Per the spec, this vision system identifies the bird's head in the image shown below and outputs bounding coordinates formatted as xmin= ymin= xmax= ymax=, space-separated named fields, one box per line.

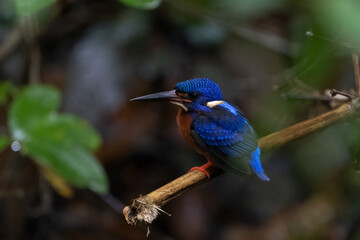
xmin=131 ymin=78 xmax=223 ymax=112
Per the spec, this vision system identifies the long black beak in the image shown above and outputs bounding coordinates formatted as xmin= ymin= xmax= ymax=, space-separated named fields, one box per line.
xmin=130 ymin=90 xmax=191 ymax=102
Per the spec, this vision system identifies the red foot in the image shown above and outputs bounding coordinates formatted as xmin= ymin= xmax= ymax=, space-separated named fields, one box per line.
xmin=189 ymin=162 xmax=213 ymax=179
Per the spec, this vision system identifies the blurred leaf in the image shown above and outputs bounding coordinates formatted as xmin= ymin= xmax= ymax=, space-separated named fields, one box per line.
xmin=293 ymin=39 xmax=336 ymax=89
xmin=118 ymin=0 xmax=161 ymax=9
xmin=24 ymin=138 xmax=107 ymax=194
xmin=25 ymin=114 xmax=101 ymax=151
xmin=9 ymin=85 xmax=60 ymax=139
xmin=289 ymin=19 xmax=337 ymax=89
xmin=0 ymin=81 xmax=14 ymax=105
xmin=313 ymin=0 xmax=360 ymax=49
xmin=9 ymin=85 xmax=108 ymax=194
xmin=0 ymin=136 xmax=10 ymax=152
xmin=14 ymin=0 xmax=57 ymax=16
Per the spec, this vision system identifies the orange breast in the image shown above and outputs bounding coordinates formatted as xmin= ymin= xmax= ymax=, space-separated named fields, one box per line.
xmin=176 ymin=109 xmax=193 ymax=144
xmin=176 ymin=109 xmax=214 ymax=163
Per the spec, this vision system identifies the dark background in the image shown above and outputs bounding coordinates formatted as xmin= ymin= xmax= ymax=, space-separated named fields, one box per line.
xmin=1 ymin=0 xmax=360 ymax=239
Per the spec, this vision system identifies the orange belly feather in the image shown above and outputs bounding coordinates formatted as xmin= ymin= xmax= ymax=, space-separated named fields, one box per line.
xmin=176 ymin=109 xmax=215 ymax=164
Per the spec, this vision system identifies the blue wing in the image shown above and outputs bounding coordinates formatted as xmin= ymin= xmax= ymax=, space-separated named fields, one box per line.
xmin=191 ymin=102 xmax=269 ymax=181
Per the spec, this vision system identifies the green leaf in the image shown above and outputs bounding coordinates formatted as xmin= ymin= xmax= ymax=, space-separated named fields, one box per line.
xmin=9 ymin=85 xmax=60 ymax=141
xmin=0 ymin=136 xmax=11 ymax=152
xmin=118 ymin=0 xmax=161 ymax=10
xmin=15 ymin=0 xmax=57 ymax=16
xmin=25 ymin=114 xmax=101 ymax=151
xmin=313 ymin=0 xmax=360 ymax=49
xmin=9 ymin=85 xmax=108 ymax=194
xmin=24 ymin=138 xmax=108 ymax=194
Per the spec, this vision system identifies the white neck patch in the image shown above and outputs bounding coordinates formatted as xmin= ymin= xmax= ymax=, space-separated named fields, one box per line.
xmin=206 ymin=100 xmax=224 ymax=108
xmin=170 ymin=101 xmax=188 ymax=111
xmin=207 ymin=100 xmax=238 ymax=115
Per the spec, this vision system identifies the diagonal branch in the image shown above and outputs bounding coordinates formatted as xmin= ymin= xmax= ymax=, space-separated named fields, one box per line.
xmin=123 ymin=98 xmax=360 ymax=225
xmin=0 ymin=25 xmax=21 ymax=63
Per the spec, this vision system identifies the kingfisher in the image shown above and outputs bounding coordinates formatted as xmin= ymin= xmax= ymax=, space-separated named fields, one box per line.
xmin=131 ymin=78 xmax=269 ymax=181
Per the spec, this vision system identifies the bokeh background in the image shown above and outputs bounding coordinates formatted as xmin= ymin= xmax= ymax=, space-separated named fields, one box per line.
xmin=1 ymin=0 xmax=360 ymax=239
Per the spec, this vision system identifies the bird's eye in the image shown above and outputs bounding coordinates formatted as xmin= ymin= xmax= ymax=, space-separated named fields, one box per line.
xmin=188 ymin=92 xmax=199 ymax=100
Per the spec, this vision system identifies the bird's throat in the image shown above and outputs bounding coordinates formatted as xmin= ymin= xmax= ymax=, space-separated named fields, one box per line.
xmin=170 ymin=101 xmax=188 ymax=111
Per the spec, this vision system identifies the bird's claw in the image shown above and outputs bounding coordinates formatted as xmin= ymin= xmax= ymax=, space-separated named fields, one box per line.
xmin=188 ymin=162 xmax=212 ymax=179
xmin=189 ymin=167 xmax=211 ymax=179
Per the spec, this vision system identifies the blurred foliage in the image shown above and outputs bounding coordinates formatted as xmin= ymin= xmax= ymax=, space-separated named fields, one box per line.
xmin=313 ymin=0 xmax=360 ymax=50
xmin=14 ymin=0 xmax=57 ymax=17
xmin=1 ymin=0 xmax=360 ymax=239
xmin=14 ymin=0 xmax=163 ymax=17
xmin=0 ymin=81 xmax=14 ymax=104
xmin=0 ymin=136 xmax=10 ymax=152
xmin=7 ymin=85 xmax=108 ymax=194
xmin=118 ymin=0 xmax=162 ymax=10
xmin=0 ymin=83 xmax=109 ymax=197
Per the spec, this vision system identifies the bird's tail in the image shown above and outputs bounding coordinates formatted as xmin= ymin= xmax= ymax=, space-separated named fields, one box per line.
xmin=249 ymin=147 xmax=270 ymax=181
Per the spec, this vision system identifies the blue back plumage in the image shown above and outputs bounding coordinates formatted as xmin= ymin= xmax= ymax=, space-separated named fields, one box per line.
xmin=193 ymin=103 xmax=247 ymax=146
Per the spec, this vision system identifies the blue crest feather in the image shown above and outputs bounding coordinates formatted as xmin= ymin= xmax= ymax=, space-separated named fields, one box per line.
xmin=175 ymin=78 xmax=223 ymax=101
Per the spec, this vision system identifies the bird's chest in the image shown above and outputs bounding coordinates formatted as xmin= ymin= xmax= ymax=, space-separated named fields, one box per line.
xmin=176 ymin=109 xmax=215 ymax=162
xmin=176 ymin=109 xmax=195 ymax=143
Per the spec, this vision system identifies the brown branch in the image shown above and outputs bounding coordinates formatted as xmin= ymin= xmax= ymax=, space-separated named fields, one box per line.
xmin=123 ymin=98 xmax=360 ymax=225
xmin=258 ymin=100 xmax=358 ymax=152
xmin=353 ymin=52 xmax=360 ymax=96
xmin=282 ymin=91 xmax=348 ymax=105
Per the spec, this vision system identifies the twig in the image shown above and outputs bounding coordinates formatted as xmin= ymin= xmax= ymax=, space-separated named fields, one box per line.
xmin=29 ymin=43 xmax=41 ymax=84
xmin=353 ymin=52 xmax=360 ymax=96
xmin=123 ymin=166 xmax=222 ymax=225
xmin=101 ymin=194 xmax=126 ymax=214
xmin=0 ymin=25 xmax=21 ymax=63
xmin=282 ymin=93 xmax=335 ymax=103
xmin=0 ymin=18 xmax=42 ymax=83
xmin=305 ymin=31 xmax=360 ymax=96
xmin=306 ymin=30 xmax=356 ymax=50
xmin=19 ymin=14 xmax=43 ymax=84
xmin=330 ymin=89 xmax=354 ymax=100
xmin=123 ymin=98 xmax=360 ymax=225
